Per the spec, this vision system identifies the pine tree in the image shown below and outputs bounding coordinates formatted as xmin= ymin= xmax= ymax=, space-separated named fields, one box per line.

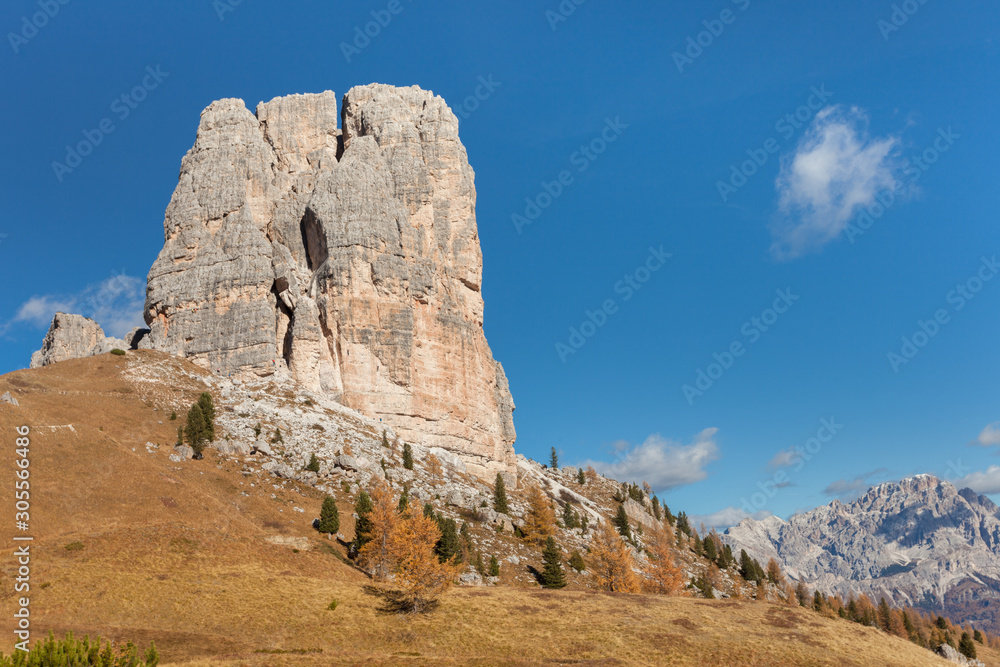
xmin=959 ymin=632 xmax=977 ymax=660
xmin=488 ymin=554 xmax=501 ymax=577
xmin=562 ymin=502 xmax=580 ymax=529
xmin=692 ymin=532 xmax=703 ymax=556
xmin=549 ymin=447 xmax=558 ymax=470
xmin=540 ymin=536 xmax=567 ymax=589
xmin=651 ymin=496 xmax=662 ymax=521
xmin=353 ymin=490 xmax=374 ymax=552
xmin=974 ymin=629 xmax=984 ymax=643
xmin=493 ymin=473 xmax=509 ymax=514
xmin=197 ymin=392 xmax=216 ymax=442
xmin=434 ymin=516 xmax=461 ymax=563
xmin=577 ymin=468 xmax=586 ymax=485
xmin=877 ymin=597 xmax=893 ymax=632
xmin=423 ymin=502 xmax=435 ymax=519
xmin=176 ymin=426 xmax=184 ymax=448
xmin=305 ymin=453 xmax=320 ymax=473
xmin=475 ymin=551 xmax=486 ymax=576
xmin=402 ymin=443 xmax=414 ymax=470
xmin=580 ymin=513 xmax=589 ymax=534
xmin=717 ymin=543 xmax=734 ymax=570
xmin=613 ymin=504 xmax=632 ymax=541
xmin=703 ymin=534 xmax=718 ymax=562
xmin=271 ymin=427 xmax=283 ymax=444
xmin=814 ymin=590 xmax=825 ymax=613
xmin=317 ymin=496 xmax=340 ymax=535
xmin=398 ymin=485 xmax=409 ymax=513
xmin=382 ymin=429 xmax=389 ymax=448
xmin=675 ymin=512 xmax=691 ymax=536
xmin=568 ymin=550 xmax=585 ymax=572
xmin=185 ymin=403 xmax=208 ymax=456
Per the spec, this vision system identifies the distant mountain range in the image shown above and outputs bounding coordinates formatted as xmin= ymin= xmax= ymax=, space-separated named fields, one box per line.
xmin=725 ymin=474 xmax=1000 ymax=632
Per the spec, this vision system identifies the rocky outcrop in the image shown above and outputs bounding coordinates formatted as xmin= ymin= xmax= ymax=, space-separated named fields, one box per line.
xmin=30 ymin=313 xmax=146 ymax=368
xmin=140 ymin=85 xmax=515 ymax=479
xmin=725 ymin=475 xmax=1000 ymax=631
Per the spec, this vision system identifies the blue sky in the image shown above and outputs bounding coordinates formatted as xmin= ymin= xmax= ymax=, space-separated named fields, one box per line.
xmin=1 ymin=0 xmax=998 ymax=528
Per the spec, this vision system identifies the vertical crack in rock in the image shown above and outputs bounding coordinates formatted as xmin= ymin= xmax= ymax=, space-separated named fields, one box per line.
xmin=134 ymin=85 xmax=515 ymax=478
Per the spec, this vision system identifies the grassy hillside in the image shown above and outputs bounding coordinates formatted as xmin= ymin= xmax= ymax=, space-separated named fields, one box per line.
xmin=0 ymin=351 xmax=994 ymax=666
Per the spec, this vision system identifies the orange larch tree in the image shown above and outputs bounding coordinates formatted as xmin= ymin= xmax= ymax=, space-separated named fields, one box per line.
xmin=391 ymin=510 xmax=457 ymax=613
xmin=523 ymin=484 xmax=556 ymax=543
xmin=357 ymin=482 xmax=401 ymax=582
xmin=590 ymin=521 xmax=641 ymax=593
xmin=644 ymin=524 xmax=684 ymax=595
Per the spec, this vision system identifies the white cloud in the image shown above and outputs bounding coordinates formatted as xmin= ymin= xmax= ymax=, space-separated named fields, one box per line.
xmin=973 ymin=422 xmax=1000 ymax=447
xmin=822 ymin=468 xmax=889 ymax=501
xmin=7 ymin=273 xmax=145 ymax=338
xmin=768 ymin=446 xmax=798 ymax=469
xmin=956 ymin=466 xmax=1000 ymax=495
xmin=690 ymin=506 xmax=772 ymax=531
xmin=580 ymin=427 xmax=720 ymax=493
xmin=772 ymin=105 xmax=900 ymax=258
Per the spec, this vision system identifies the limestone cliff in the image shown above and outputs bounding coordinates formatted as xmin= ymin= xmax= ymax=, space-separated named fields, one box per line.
xmin=140 ymin=85 xmax=515 ymax=477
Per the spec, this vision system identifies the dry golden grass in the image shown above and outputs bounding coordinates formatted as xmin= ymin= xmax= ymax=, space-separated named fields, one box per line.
xmin=0 ymin=352 xmax=994 ymax=666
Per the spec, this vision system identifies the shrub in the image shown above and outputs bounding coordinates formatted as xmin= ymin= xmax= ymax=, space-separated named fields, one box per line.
xmin=64 ymin=541 xmax=84 ymax=552
xmin=305 ymin=453 xmax=320 ymax=473
xmin=0 ymin=632 xmax=159 ymax=667
xmin=327 ymin=599 xmax=339 ymax=611
xmin=568 ymin=550 xmax=585 ymax=572
xmin=169 ymin=411 xmax=177 ymax=421
xmin=110 ymin=348 xmax=126 ymax=356
xmin=253 ymin=422 xmax=262 ymax=438
xmin=271 ymin=427 xmax=284 ymax=444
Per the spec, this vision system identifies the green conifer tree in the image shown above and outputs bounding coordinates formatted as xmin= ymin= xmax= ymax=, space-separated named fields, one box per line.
xmin=577 ymin=468 xmax=586 ymax=485
xmin=703 ymin=534 xmax=718 ymax=561
xmin=185 ymin=403 xmax=207 ymax=456
xmin=402 ymin=443 xmax=414 ymax=470
xmin=398 ymin=485 xmax=409 ymax=513
xmin=435 ymin=516 xmax=460 ymax=563
xmin=317 ymin=496 xmax=340 ymax=535
xmin=613 ymin=504 xmax=632 ymax=540
xmin=488 ymin=554 xmax=501 ymax=577
xmin=197 ymin=392 xmax=216 ymax=441
xmin=959 ymin=632 xmax=977 ymax=660
xmin=540 ymin=536 xmax=566 ymax=588
xmin=271 ymin=427 xmax=284 ymax=444
xmin=353 ymin=491 xmax=374 ymax=552
xmin=651 ymin=496 xmax=662 ymax=521
xmin=493 ymin=472 xmax=509 ymax=514
xmin=305 ymin=453 xmax=320 ymax=473
xmin=568 ymin=550 xmax=586 ymax=572
xmin=549 ymin=447 xmax=559 ymax=470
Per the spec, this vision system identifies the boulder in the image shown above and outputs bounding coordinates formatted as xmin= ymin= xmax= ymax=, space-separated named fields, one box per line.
xmin=335 ymin=454 xmax=368 ymax=472
xmin=0 ymin=392 xmax=18 ymax=406
xmin=172 ymin=445 xmax=194 ymax=461
xmin=252 ymin=439 xmax=273 ymax=456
